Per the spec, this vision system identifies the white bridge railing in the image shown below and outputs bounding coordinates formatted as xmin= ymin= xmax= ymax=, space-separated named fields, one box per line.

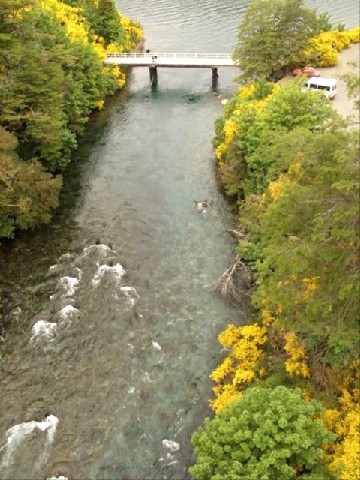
xmin=106 ymin=52 xmax=233 ymax=59
xmin=104 ymin=52 xmax=237 ymax=87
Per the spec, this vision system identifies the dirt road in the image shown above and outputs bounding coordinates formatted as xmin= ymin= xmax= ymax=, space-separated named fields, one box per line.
xmin=279 ymin=43 xmax=359 ymax=122
xmin=319 ymin=42 xmax=359 ymax=121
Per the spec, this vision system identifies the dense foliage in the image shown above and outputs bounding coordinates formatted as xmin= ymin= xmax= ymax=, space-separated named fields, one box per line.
xmin=191 ymin=3 xmax=360 ymax=478
xmin=207 ymin=78 xmax=360 ymax=479
xmin=214 ymin=80 xmax=334 ymax=199
xmin=190 ymin=386 xmax=335 ymax=480
xmin=0 ymin=127 xmax=62 ymax=238
xmin=253 ymin=128 xmax=359 ymax=365
xmin=0 ymin=0 xmax=142 ymax=238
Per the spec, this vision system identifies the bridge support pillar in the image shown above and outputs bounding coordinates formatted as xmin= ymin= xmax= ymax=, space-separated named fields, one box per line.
xmin=211 ymin=67 xmax=218 ymax=90
xmin=149 ymin=66 xmax=158 ymax=86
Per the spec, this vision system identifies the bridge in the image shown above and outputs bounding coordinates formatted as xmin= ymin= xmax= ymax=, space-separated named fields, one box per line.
xmin=104 ymin=53 xmax=238 ymax=88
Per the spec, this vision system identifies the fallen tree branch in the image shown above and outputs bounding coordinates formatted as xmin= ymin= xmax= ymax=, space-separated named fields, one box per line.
xmin=205 ymin=254 xmax=252 ymax=305
xmin=225 ymin=229 xmax=250 ymax=242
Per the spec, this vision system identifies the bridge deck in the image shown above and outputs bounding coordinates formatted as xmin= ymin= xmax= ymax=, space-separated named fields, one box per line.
xmin=104 ymin=52 xmax=237 ymax=68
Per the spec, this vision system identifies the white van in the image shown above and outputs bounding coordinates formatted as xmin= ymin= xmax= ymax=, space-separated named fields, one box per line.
xmin=303 ymin=77 xmax=337 ymax=99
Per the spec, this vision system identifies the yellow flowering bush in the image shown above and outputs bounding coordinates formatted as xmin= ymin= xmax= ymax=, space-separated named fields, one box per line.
xmin=322 ymin=361 xmax=360 ymax=479
xmin=211 ymin=356 xmax=234 ymax=383
xmin=284 ymin=332 xmax=310 ymax=378
xmin=267 ymin=172 xmax=293 ymax=200
xmin=261 ymin=308 xmax=276 ymax=326
xmin=96 ymin=99 xmax=105 ymax=110
xmin=211 ymin=384 xmax=242 ymax=414
xmin=210 ymin=324 xmax=268 ymax=413
xmin=119 ymin=14 xmax=143 ymax=51
xmin=260 ymin=295 xmax=312 ymax=380
xmin=301 ymin=276 xmax=320 ymax=300
xmin=40 ymin=0 xmax=89 ymax=44
xmin=215 ymin=118 xmax=239 ymax=161
xmin=301 ymin=28 xmax=360 ymax=67
xmin=262 ymin=159 xmax=301 ymax=204
xmin=92 ymin=34 xmax=108 ymax=60
xmin=109 ymin=65 xmax=126 ymax=88
xmin=39 ymin=0 xmax=143 ymax=93
xmin=215 ymin=82 xmax=279 ymax=163
xmin=238 ymin=83 xmax=256 ymax=99
xmin=321 ymin=31 xmax=351 ymax=51
xmin=346 ymin=26 xmax=360 ymax=43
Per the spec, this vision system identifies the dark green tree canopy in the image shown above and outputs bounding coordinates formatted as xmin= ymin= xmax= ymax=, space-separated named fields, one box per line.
xmin=95 ymin=0 xmax=125 ymax=45
xmin=0 ymin=128 xmax=62 ymax=238
xmin=190 ymin=386 xmax=335 ymax=480
xmin=0 ymin=0 xmax=125 ymax=174
xmin=233 ymin=0 xmax=320 ymax=81
xmin=254 ymin=127 xmax=359 ymax=365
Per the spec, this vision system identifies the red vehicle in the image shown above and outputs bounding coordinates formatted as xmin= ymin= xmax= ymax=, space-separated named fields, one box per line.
xmin=292 ymin=66 xmax=320 ymax=77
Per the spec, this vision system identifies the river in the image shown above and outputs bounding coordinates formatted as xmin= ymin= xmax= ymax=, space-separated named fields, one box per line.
xmin=0 ymin=1 xmax=358 ymax=479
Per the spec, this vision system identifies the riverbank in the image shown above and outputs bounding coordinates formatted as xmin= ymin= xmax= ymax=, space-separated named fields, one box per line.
xmin=204 ymin=25 xmax=359 ymax=479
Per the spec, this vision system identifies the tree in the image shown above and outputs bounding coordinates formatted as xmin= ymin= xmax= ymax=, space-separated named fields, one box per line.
xmin=214 ymin=80 xmax=334 ymax=200
xmin=233 ymin=0 xmax=319 ymax=81
xmin=0 ymin=0 xmax=119 ymax=172
xmin=241 ymin=81 xmax=334 ymax=195
xmin=190 ymin=386 xmax=335 ymax=480
xmin=0 ymin=2 xmax=74 ymax=171
xmin=253 ymin=127 xmax=359 ymax=366
xmin=0 ymin=128 xmax=62 ymax=238
xmin=95 ymin=0 xmax=125 ymax=45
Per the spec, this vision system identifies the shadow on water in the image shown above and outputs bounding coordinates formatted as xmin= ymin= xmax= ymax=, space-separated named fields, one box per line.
xmin=147 ymin=88 xmax=210 ymax=104
xmin=0 ymin=88 xmax=129 ymax=314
